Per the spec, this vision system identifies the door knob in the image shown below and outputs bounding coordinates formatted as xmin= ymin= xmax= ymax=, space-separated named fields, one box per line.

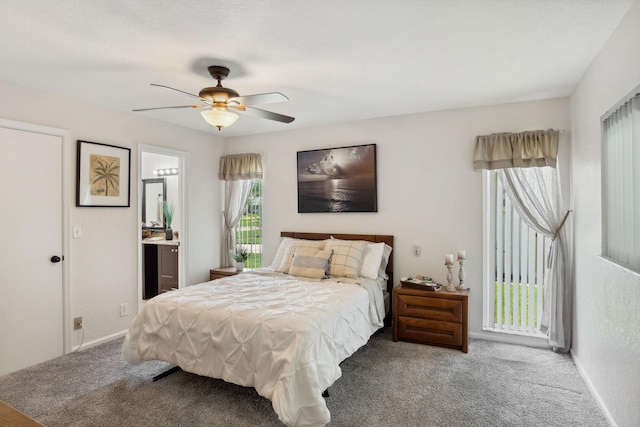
xmin=50 ymin=255 xmax=62 ymax=263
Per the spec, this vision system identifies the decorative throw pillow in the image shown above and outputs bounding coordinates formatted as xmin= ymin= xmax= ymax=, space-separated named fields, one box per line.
xmin=324 ymin=239 xmax=367 ymax=278
xmin=360 ymin=242 xmax=386 ymax=279
xmin=276 ymin=239 xmax=325 ymax=273
xmin=288 ymin=247 xmax=333 ymax=279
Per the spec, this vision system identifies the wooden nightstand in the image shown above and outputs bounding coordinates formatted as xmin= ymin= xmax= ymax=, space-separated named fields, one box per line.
xmin=209 ymin=267 xmax=241 ymax=280
xmin=393 ymin=285 xmax=469 ymax=353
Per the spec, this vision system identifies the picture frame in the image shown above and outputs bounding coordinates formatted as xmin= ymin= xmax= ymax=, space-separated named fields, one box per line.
xmin=76 ymin=140 xmax=131 ymax=207
xmin=297 ymin=143 xmax=377 ymax=213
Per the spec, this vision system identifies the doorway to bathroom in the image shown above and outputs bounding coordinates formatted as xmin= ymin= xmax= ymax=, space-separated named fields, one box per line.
xmin=138 ymin=145 xmax=188 ymax=307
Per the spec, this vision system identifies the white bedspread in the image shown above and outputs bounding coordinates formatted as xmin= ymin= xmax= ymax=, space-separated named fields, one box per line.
xmin=122 ymin=270 xmax=383 ymax=427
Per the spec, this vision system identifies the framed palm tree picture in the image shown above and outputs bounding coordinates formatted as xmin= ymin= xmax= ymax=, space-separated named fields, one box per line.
xmin=76 ymin=140 xmax=131 ymax=207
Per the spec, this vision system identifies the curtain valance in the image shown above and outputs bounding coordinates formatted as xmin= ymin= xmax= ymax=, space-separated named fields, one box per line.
xmin=219 ymin=153 xmax=263 ymax=181
xmin=473 ymin=129 xmax=559 ymax=170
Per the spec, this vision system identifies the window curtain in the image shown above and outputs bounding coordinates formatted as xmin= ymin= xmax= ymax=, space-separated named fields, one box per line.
xmin=473 ymin=129 xmax=558 ymax=170
xmin=475 ymin=129 xmax=573 ymax=352
xmin=499 ymin=167 xmax=572 ymax=353
xmin=219 ymin=153 xmax=262 ymax=267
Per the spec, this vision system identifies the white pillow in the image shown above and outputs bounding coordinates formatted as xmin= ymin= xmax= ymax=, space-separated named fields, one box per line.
xmin=324 ymin=239 xmax=367 ymax=278
xmin=360 ymin=242 xmax=386 ymax=279
xmin=276 ymin=239 xmax=325 ymax=273
xmin=378 ymin=243 xmax=393 ymax=280
xmin=270 ymin=237 xmax=293 ymax=269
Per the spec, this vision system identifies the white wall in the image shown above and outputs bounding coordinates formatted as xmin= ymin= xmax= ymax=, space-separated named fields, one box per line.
xmin=569 ymin=1 xmax=640 ymax=426
xmin=0 ymin=80 xmax=224 ymax=350
xmin=225 ymin=97 xmax=570 ymax=340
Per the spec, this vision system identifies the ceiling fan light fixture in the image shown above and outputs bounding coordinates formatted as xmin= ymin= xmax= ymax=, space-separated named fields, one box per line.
xmin=135 ymin=65 xmax=294 ymax=128
xmin=201 ymin=109 xmax=239 ymax=131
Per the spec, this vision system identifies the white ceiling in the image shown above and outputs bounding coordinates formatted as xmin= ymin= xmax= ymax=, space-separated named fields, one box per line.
xmin=0 ymin=0 xmax=634 ymax=137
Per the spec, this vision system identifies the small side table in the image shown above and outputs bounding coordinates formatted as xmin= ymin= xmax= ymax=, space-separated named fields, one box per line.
xmin=393 ymin=285 xmax=469 ymax=353
xmin=209 ymin=267 xmax=242 ymax=281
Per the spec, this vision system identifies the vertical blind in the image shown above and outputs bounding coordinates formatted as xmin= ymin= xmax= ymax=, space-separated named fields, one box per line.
xmin=602 ymin=88 xmax=640 ymax=271
xmin=489 ymin=171 xmax=548 ymax=336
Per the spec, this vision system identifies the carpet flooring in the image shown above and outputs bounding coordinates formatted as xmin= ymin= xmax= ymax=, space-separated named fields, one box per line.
xmin=0 ymin=330 xmax=608 ymax=426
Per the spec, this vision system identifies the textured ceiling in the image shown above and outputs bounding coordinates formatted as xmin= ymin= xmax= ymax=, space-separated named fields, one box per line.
xmin=0 ymin=0 xmax=634 ymax=137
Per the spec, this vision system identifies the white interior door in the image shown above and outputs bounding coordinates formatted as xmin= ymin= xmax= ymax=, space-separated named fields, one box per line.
xmin=0 ymin=126 xmax=64 ymax=376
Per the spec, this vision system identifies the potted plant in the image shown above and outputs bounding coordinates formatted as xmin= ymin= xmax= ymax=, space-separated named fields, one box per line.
xmin=163 ymin=201 xmax=175 ymax=240
xmin=232 ymin=246 xmax=249 ymax=271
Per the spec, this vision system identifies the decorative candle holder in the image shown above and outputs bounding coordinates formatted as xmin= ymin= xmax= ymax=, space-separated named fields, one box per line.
xmin=456 ymin=257 xmax=468 ymax=290
xmin=444 ymin=261 xmax=456 ymax=291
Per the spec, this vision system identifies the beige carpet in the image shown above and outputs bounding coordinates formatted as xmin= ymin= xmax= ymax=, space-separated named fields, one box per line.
xmin=0 ymin=330 xmax=608 ymax=426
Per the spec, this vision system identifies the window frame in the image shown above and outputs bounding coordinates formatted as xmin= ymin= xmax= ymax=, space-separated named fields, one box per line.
xmin=235 ymin=178 xmax=263 ymax=268
xmin=482 ymin=169 xmax=549 ymax=338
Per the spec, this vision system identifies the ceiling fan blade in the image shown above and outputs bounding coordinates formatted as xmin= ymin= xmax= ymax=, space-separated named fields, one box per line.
xmin=243 ymin=106 xmax=295 ymax=123
xmin=132 ymin=105 xmax=206 ymax=112
xmin=150 ymin=84 xmax=211 ymax=103
xmin=229 ymin=92 xmax=289 ymax=107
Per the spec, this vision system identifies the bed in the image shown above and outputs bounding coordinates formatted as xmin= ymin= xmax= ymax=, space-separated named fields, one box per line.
xmin=122 ymin=232 xmax=394 ymax=427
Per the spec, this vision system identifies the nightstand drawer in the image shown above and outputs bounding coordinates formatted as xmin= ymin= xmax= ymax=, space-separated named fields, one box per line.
xmin=396 ymin=294 xmax=462 ymax=323
xmin=396 ymin=316 xmax=463 ymax=347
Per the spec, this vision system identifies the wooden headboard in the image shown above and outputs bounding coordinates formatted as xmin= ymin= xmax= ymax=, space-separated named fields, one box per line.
xmin=280 ymin=231 xmax=394 ymax=295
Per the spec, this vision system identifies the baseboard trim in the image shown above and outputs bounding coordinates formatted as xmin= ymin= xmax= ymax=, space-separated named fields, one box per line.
xmin=71 ymin=330 xmax=128 ymax=353
xmin=470 ymin=330 xmax=551 ymax=349
xmin=572 ymin=354 xmax=616 ymax=427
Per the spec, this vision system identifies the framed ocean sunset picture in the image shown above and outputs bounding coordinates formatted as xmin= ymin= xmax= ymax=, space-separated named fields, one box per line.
xmin=297 ymin=143 xmax=377 ymax=213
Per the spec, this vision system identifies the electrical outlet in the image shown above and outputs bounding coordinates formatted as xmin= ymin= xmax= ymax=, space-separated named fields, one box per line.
xmin=414 ymin=245 xmax=421 ymax=257
xmin=73 ymin=317 xmax=82 ymax=330
xmin=120 ymin=303 xmax=128 ymax=317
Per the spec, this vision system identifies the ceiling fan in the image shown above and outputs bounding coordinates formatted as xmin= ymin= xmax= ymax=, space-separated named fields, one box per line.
xmin=133 ymin=65 xmax=295 ymax=130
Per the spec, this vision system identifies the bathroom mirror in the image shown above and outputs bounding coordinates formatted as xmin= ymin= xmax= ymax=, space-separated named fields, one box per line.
xmin=142 ymin=178 xmax=166 ymax=229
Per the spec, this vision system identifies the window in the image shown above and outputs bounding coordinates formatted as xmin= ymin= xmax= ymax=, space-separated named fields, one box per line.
xmin=601 ymin=86 xmax=640 ymax=272
xmin=235 ymin=179 xmax=262 ymax=268
xmin=483 ymin=170 xmax=549 ymax=337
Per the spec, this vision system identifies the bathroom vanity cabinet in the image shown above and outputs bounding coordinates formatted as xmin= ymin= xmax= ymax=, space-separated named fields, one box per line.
xmin=143 ymin=240 xmax=179 ymax=299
